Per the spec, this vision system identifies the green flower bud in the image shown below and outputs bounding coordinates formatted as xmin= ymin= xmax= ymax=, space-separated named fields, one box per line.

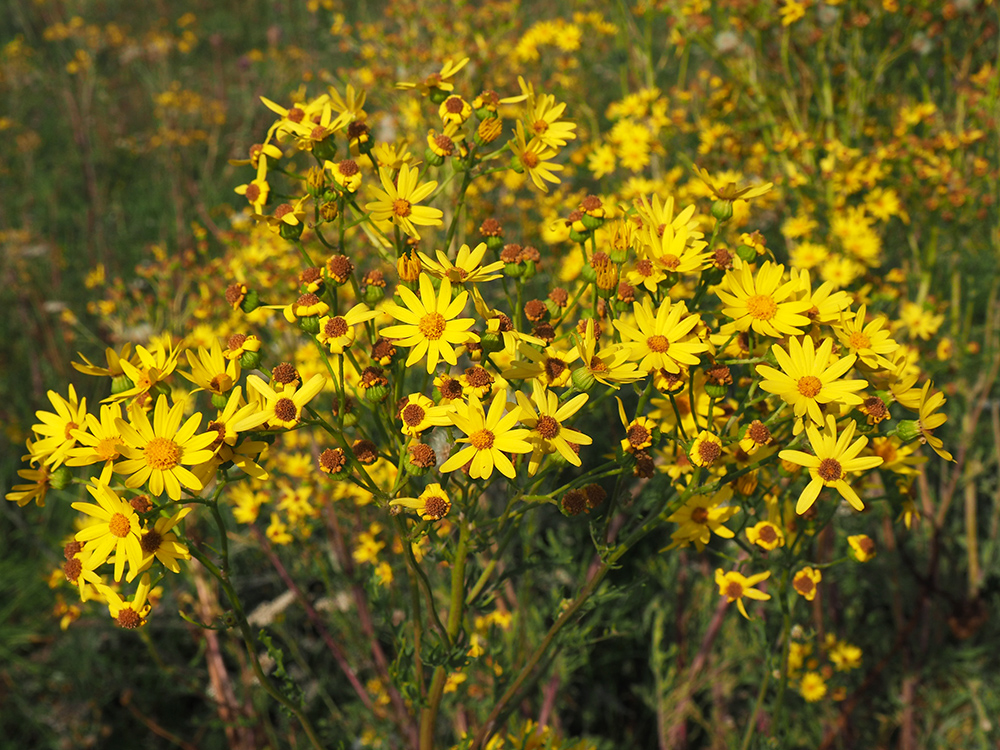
xmin=571 ymin=366 xmax=596 ymax=392
xmin=362 ymin=283 xmax=385 ymax=305
xmin=50 ymin=465 xmax=73 ymax=491
xmin=111 ymin=374 xmax=134 ymax=396
xmin=240 ymin=289 xmax=261 ymax=313
xmin=298 ymin=315 xmax=320 ymax=335
xmin=424 ymin=148 xmax=445 ymax=167
xmin=279 ymin=221 xmax=304 ymax=242
xmin=239 ymin=349 xmax=262 ymax=370
xmin=711 ymin=199 xmax=734 ymax=222
xmin=312 ymin=136 xmax=338 ymax=162
xmin=895 ymin=420 xmax=921 ymax=443
xmin=211 ymin=392 xmax=229 ymax=410
xmin=736 ymin=243 xmax=758 ymax=262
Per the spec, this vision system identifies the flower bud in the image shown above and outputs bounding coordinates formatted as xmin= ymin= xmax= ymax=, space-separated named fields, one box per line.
xmin=736 ymin=243 xmax=758 ymax=262
xmin=895 ymin=419 xmax=921 ymax=443
xmin=50 ymin=465 xmax=73 ymax=491
xmin=112 ymin=374 xmax=134 ymax=395
xmin=312 ymin=136 xmax=338 ymax=162
xmin=711 ymin=199 xmax=734 ymax=222
xmin=571 ymin=366 xmax=596 ymax=392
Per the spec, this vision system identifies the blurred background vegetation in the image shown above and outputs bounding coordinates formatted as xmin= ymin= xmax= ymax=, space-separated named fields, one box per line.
xmin=2 ymin=0 xmax=999 ymax=748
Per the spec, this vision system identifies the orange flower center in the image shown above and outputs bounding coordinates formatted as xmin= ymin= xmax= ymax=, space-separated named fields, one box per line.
xmin=661 ymin=254 xmax=680 ymax=271
xmin=402 ymin=403 xmax=426 ymax=427
xmin=325 ymin=316 xmax=349 ymax=337
xmin=145 ymin=437 xmax=181 ymax=470
xmin=697 ymin=439 xmax=722 ymax=465
xmin=849 ymin=330 xmax=872 ymax=350
xmin=274 ymin=397 xmax=298 ymax=423
xmin=522 ymin=151 xmax=539 ymax=169
xmin=392 ymin=198 xmax=412 ymax=217
xmin=797 ymin=376 xmax=823 ymax=398
xmin=470 ymin=429 xmax=495 ymax=450
xmin=64 ymin=421 xmax=79 ymax=440
xmin=746 ymin=294 xmax=777 ymax=320
xmin=108 ymin=512 xmax=132 ymax=538
xmin=725 ymin=581 xmax=744 ymax=598
xmin=794 ymin=575 xmax=816 ymax=596
xmin=95 ymin=436 xmax=123 ymax=461
xmin=140 ymin=529 xmax=163 ymax=555
xmin=532 ymin=119 xmax=549 ymax=135
xmin=636 ymin=259 xmax=654 ymax=277
xmin=647 ymin=334 xmax=670 ymax=353
xmin=418 ymin=312 xmax=446 ymax=340
xmin=536 ymin=415 xmax=560 ymax=439
xmin=757 ymin=525 xmax=778 ymax=543
xmin=691 ymin=507 xmax=709 ymax=524
xmin=817 ymin=457 xmax=844 ymax=483
xmin=627 ymin=423 xmax=651 ymax=448
xmin=423 ymin=495 xmax=450 ymax=519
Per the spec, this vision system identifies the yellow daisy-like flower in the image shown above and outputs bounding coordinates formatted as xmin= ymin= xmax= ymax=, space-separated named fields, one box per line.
xmin=105 ymin=341 xmax=182 ymax=405
xmin=390 ymin=483 xmax=452 ymax=520
xmin=778 ymin=415 xmax=884 ymax=515
xmin=396 ymin=57 xmax=470 ymax=96
xmin=717 ymin=261 xmax=812 ymax=338
xmin=181 ymin=339 xmax=240 ymax=397
xmin=514 ymin=380 xmax=592 ymax=475
xmin=792 ymin=566 xmax=822 ymax=601
xmin=397 ymin=393 xmax=451 ymax=437
xmin=71 ymin=481 xmax=144 ymax=582
xmin=5 ymin=454 xmax=52 ymax=508
xmin=510 ymin=120 xmax=563 ymax=193
xmin=66 ymin=402 xmax=125 ymax=479
xmin=847 ymin=534 xmax=876 ymax=562
xmin=98 ymin=572 xmax=153 ymax=629
xmin=316 ymin=303 xmax=379 ymax=355
xmin=756 ymin=336 xmax=867 ymax=429
xmin=715 ymin=568 xmax=771 ymax=619
xmin=440 ymin=393 xmax=532 ymax=480
xmin=688 ymin=430 xmax=724 ymax=468
xmin=693 ymin=165 xmax=773 ymax=202
xmin=666 ymin=486 xmax=738 ymax=551
xmin=617 ymin=397 xmax=657 ymax=454
xmin=746 ymin=520 xmax=785 ymax=550
xmin=914 ymin=381 xmax=954 ymax=461
xmin=72 ymin=343 xmax=135 ymax=380
xmin=522 ymin=89 xmax=577 ymax=149
xmin=614 ymin=298 xmax=709 ymax=375
xmin=799 ymin=672 xmax=827 ymax=702
xmin=114 ymin=396 xmax=219 ymax=500
xmin=438 ymin=95 xmax=472 ymax=126
xmin=130 ymin=507 xmax=192 ymax=582
xmin=365 ymin=163 xmax=442 ymax=240
xmin=503 ymin=343 xmax=579 ymax=388
xmin=30 ymin=384 xmax=88 ymax=468
xmin=835 ymin=305 xmax=899 ymax=370
xmin=232 ymin=373 xmax=327 ymax=432
xmin=380 ymin=275 xmax=478 ymax=374
xmin=569 ymin=319 xmax=643 ymax=390
xmin=418 ymin=242 xmax=504 ymax=286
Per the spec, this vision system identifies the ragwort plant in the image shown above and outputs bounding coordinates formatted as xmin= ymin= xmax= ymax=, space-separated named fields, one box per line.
xmin=7 ymin=46 xmax=966 ymax=748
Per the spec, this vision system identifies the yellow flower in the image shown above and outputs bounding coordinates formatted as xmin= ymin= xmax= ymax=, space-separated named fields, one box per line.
xmin=72 ymin=343 xmax=135 ymax=380
xmin=380 ymin=274 xmax=478 ymax=374
xmin=799 ymin=672 xmax=827 ymax=702
xmin=30 ymin=384 xmax=88 ymax=468
xmin=71 ymin=481 xmax=145 ymax=582
xmin=617 ymin=397 xmax=657 ymax=454
xmin=756 ymin=335 xmax=867 ymax=430
xmin=715 ymin=568 xmax=771 ymax=619
xmin=847 ymin=534 xmax=876 ymax=562
xmin=746 ymin=520 xmax=785 ymax=550
xmin=390 ymin=483 xmax=452 ymax=520
xmin=66 ymin=402 xmax=126 ymax=478
xmin=914 ymin=381 xmax=954 ymax=461
xmin=5 ymin=454 xmax=52 ymax=508
xmin=396 ymin=57 xmax=470 ymax=96
xmin=778 ymin=415 xmax=884 ymax=514
xmin=514 ymin=380 xmax=592 ymax=475
xmin=440 ymin=393 xmax=532 ymax=480
xmin=366 ymin=163 xmax=442 ymax=240
xmin=835 ymin=305 xmax=899 ymax=370
xmin=503 ymin=343 xmax=579 ymax=388
xmin=131 ymin=507 xmax=192 ymax=582
xmin=316 ymin=303 xmax=379 ymax=355
xmin=689 ymin=430 xmax=724 ymax=468
xmin=114 ymin=395 xmax=220 ymax=500
xmin=105 ymin=341 xmax=182 ymax=405
xmin=521 ymin=88 xmax=577 ymax=149
xmin=569 ymin=319 xmax=643 ymax=390
xmin=510 ymin=120 xmax=563 ymax=193
xmin=693 ymin=165 xmax=773 ymax=202
xmin=666 ymin=486 xmax=739 ymax=551
xmin=98 ymin=572 xmax=153 ymax=629
xmin=717 ymin=261 xmax=812 ymax=338
xmin=181 ymin=339 xmax=240 ymax=397
xmin=438 ymin=95 xmax=472 ymax=126
xmin=233 ymin=373 xmax=327 ymax=432
xmin=614 ymin=298 xmax=709 ymax=375
xmin=418 ymin=242 xmax=504 ymax=286
xmin=792 ymin=566 xmax=822 ymax=601
xmin=397 ymin=393 xmax=451 ymax=437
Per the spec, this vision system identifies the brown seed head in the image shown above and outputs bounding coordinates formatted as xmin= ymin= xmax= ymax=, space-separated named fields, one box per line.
xmin=561 ymin=489 xmax=587 ymax=516
xmin=408 ymin=442 xmax=437 ymax=469
xmin=326 ymin=254 xmax=354 ymax=283
xmin=524 ymin=299 xmax=548 ymax=323
xmin=480 ymin=218 xmax=503 ymax=238
xmin=318 ymin=447 xmax=348 ymax=475
xmin=351 ymin=439 xmax=378 ymax=465
xmin=272 ymin=362 xmax=300 ymax=386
